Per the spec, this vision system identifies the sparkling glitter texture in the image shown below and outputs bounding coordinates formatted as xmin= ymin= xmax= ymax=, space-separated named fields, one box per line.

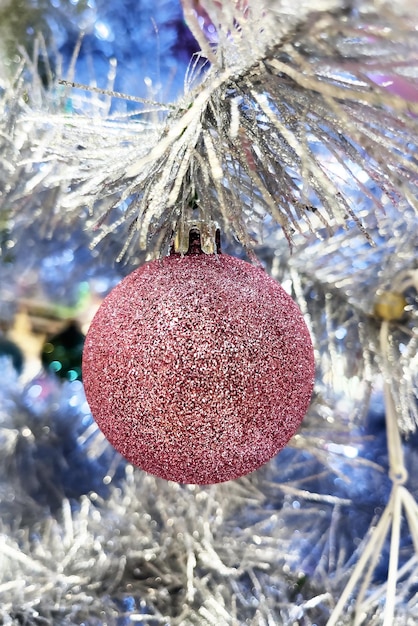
xmin=82 ymin=254 xmax=315 ymax=484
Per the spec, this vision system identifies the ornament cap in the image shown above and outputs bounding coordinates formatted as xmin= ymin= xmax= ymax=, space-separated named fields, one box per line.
xmin=174 ymin=219 xmax=221 ymax=255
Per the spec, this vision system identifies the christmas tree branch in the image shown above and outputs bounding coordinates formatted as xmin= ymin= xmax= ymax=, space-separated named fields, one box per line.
xmin=1 ymin=2 xmax=417 ymax=262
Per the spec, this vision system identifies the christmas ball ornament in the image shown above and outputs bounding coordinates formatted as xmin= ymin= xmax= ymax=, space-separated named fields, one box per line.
xmin=83 ymin=252 xmax=315 ymax=484
xmin=42 ymin=321 xmax=85 ymax=382
xmin=373 ymin=290 xmax=407 ymax=322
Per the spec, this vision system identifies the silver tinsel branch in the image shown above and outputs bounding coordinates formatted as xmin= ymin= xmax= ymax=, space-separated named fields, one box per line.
xmin=1 ymin=0 xmax=418 ymax=624
xmin=2 ymin=0 xmax=418 ymax=261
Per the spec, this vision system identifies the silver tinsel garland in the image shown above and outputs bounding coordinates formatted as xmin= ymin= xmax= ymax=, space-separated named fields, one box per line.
xmin=1 ymin=0 xmax=418 ymax=624
xmin=2 ymin=0 xmax=418 ymax=261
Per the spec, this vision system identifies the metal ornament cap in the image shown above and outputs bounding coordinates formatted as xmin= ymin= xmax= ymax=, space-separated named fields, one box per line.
xmin=82 ymin=253 xmax=315 ymax=484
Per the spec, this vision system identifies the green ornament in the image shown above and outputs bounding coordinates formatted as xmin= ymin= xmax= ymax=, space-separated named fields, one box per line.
xmin=41 ymin=321 xmax=85 ymax=382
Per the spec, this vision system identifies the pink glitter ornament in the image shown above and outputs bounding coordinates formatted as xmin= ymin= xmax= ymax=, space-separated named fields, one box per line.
xmin=83 ymin=253 xmax=315 ymax=484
